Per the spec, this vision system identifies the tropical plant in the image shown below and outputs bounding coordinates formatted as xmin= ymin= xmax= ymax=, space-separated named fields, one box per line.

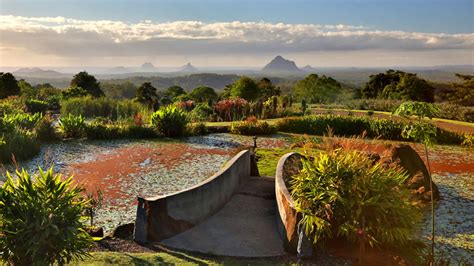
xmin=393 ymin=101 xmax=439 ymax=263
xmin=59 ymin=113 xmax=86 ymax=138
xmin=189 ymin=103 xmax=213 ymax=122
xmin=3 ymin=112 xmax=42 ymax=130
xmin=290 ymin=149 xmax=421 ymax=247
xmin=0 ymin=167 xmax=92 ymax=265
xmin=35 ymin=114 xmax=58 ymax=141
xmin=151 ymin=105 xmax=188 ymax=137
xmin=25 ymin=99 xmax=49 ymax=114
xmin=62 ymin=86 xmax=89 ymax=99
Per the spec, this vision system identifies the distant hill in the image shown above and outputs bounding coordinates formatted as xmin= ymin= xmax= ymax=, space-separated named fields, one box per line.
xmin=13 ymin=68 xmax=71 ymax=79
xmin=261 ymin=55 xmax=302 ymax=73
xmin=302 ymin=65 xmax=318 ymax=72
xmin=105 ymin=66 xmax=132 ymax=74
xmin=179 ymin=62 xmax=198 ymax=72
xmin=140 ymin=62 xmax=157 ymax=72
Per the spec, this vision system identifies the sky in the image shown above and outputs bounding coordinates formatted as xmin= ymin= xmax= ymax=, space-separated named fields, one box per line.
xmin=0 ymin=0 xmax=473 ymax=68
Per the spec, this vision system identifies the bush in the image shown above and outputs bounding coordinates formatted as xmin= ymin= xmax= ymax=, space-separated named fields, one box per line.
xmin=0 ymin=167 xmax=92 ymax=265
xmin=25 ymin=99 xmax=49 ymax=114
xmin=35 ymin=114 xmax=58 ymax=141
xmin=230 ymin=120 xmax=277 ymax=135
xmin=59 ymin=114 xmax=86 ymax=138
xmin=3 ymin=112 xmax=42 ymax=130
xmin=61 ymin=97 xmax=146 ymax=120
xmin=0 ymin=129 xmax=40 ymax=162
xmin=291 ymin=149 xmax=421 ymax=247
xmin=276 ymin=115 xmax=464 ymax=144
xmin=150 ymin=105 xmax=188 ymax=137
xmin=189 ymin=103 xmax=213 ymax=122
xmin=462 ymin=134 xmax=474 ymax=147
xmin=186 ymin=122 xmax=208 ymax=136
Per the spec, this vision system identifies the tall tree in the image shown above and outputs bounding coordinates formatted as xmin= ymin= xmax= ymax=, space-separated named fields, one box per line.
xmin=165 ymin=85 xmax=186 ymax=101
xmin=257 ymin=77 xmax=280 ymax=100
xmin=0 ymin=72 xmax=20 ymax=99
xmin=190 ymin=86 xmax=217 ymax=103
xmin=230 ymin=76 xmax=258 ymax=101
xmin=70 ymin=71 xmax=104 ymax=97
xmin=136 ymin=82 xmax=158 ymax=109
xmin=293 ymin=74 xmax=342 ymax=103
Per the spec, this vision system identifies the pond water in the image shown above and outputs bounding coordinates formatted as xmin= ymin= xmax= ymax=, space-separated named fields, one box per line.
xmin=0 ymin=134 xmax=289 ymax=233
xmin=0 ymin=134 xmax=472 ymax=262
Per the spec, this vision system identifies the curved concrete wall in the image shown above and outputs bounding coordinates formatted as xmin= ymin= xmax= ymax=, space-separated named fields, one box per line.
xmin=275 ymin=152 xmax=303 ymax=253
xmin=134 ymin=150 xmax=252 ymax=243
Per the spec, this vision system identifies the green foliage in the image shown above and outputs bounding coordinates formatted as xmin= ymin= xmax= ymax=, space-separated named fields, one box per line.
xmin=101 ymin=82 xmax=137 ymax=99
xmin=275 ymin=115 xmax=463 ymax=144
xmin=3 ymin=112 xmax=42 ymax=130
xmin=0 ymin=98 xmax=24 ymax=116
xmin=25 ymin=99 xmax=49 ymax=114
xmin=59 ymin=114 xmax=86 ymax=138
xmin=0 ymin=130 xmax=40 ymax=163
xmin=461 ymin=134 xmax=474 ymax=147
xmin=362 ymin=70 xmax=434 ymax=102
xmin=62 ymin=86 xmax=90 ymax=99
xmin=35 ymin=114 xmax=59 ymax=141
xmin=186 ymin=122 xmax=208 ymax=136
xmin=190 ymin=86 xmax=218 ymax=103
xmin=151 ymin=105 xmax=188 ymax=137
xmin=293 ymin=74 xmax=342 ymax=103
xmin=257 ymin=78 xmax=280 ymax=100
xmin=291 ymin=149 xmax=421 ymax=247
xmin=61 ymin=97 xmax=146 ymax=120
xmin=0 ymin=72 xmax=20 ymax=99
xmin=135 ymin=82 xmax=158 ymax=109
xmin=83 ymin=122 xmax=157 ymax=140
xmin=436 ymin=74 xmax=474 ymax=106
xmin=70 ymin=71 xmax=104 ymax=98
xmin=0 ymin=167 xmax=92 ymax=265
xmin=230 ymin=120 xmax=277 ymax=135
xmin=230 ymin=76 xmax=259 ymax=101
xmin=393 ymin=102 xmax=440 ymax=146
xmin=189 ymin=103 xmax=213 ymax=122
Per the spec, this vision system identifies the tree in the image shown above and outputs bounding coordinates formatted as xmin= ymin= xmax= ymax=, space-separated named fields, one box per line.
xmin=293 ymin=74 xmax=342 ymax=103
xmin=190 ymin=86 xmax=217 ymax=103
xmin=393 ymin=101 xmax=440 ymax=263
xmin=0 ymin=72 xmax=20 ymax=99
xmin=62 ymin=86 xmax=89 ymax=99
xmin=230 ymin=76 xmax=258 ymax=101
xmin=436 ymin=74 xmax=474 ymax=106
xmin=136 ymin=82 xmax=158 ymax=109
xmin=165 ymin=85 xmax=186 ymax=100
xmin=18 ymin=79 xmax=35 ymax=99
xmin=257 ymin=77 xmax=280 ymax=100
xmin=70 ymin=71 xmax=104 ymax=97
xmin=362 ymin=70 xmax=434 ymax=102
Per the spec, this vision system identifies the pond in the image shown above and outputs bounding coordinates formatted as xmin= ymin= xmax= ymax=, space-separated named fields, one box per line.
xmin=0 ymin=133 xmax=289 ymax=233
xmin=0 ymin=134 xmax=472 ymax=262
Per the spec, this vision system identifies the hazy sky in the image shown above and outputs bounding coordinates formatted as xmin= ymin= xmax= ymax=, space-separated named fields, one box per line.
xmin=0 ymin=0 xmax=473 ymax=68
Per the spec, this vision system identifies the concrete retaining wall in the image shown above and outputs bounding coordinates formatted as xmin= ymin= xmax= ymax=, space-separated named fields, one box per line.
xmin=275 ymin=152 xmax=303 ymax=253
xmin=134 ymin=150 xmax=252 ymax=243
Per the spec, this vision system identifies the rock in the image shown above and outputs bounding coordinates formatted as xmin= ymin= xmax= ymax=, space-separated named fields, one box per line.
xmin=111 ymin=223 xmax=135 ymax=239
xmin=86 ymin=227 xmax=104 ymax=237
xmin=388 ymin=145 xmax=439 ymax=201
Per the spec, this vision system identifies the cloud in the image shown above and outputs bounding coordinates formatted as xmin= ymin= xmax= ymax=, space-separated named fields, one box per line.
xmin=0 ymin=15 xmax=472 ymax=66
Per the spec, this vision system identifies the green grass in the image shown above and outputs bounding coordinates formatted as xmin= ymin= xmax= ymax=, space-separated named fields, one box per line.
xmin=68 ymin=251 xmax=289 ymax=265
xmin=255 ymin=148 xmax=295 ymax=176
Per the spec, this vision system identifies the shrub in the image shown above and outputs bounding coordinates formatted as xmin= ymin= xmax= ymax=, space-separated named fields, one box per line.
xmin=25 ymin=99 xmax=49 ymax=114
xmin=125 ymin=125 xmax=157 ymax=139
xmin=275 ymin=115 xmax=464 ymax=144
xmin=3 ymin=112 xmax=42 ymax=130
xmin=462 ymin=134 xmax=474 ymax=147
xmin=0 ymin=167 xmax=92 ymax=265
xmin=59 ymin=114 xmax=86 ymax=138
xmin=189 ymin=103 xmax=213 ymax=122
xmin=0 ymin=130 xmax=40 ymax=163
xmin=61 ymin=97 xmax=146 ymax=120
xmin=291 ymin=149 xmax=421 ymax=247
xmin=214 ymin=98 xmax=249 ymax=121
xmin=35 ymin=114 xmax=58 ymax=141
xmin=186 ymin=122 xmax=208 ymax=136
xmin=150 ymin=105 xmax=188 ymax=137
xmin=230 ymin=120 xmax=277 ymax=135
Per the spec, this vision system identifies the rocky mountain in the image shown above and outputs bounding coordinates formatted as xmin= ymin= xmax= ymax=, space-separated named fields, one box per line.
xmin=261 ymin=55 xmax=302 ymax=73
xmin=179 ymin=62 xmax=198 ymax=72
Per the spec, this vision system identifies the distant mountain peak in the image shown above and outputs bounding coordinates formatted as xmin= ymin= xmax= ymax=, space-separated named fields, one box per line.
xmin=261 ymin=55 xmax=302 ymax=73
xmin=141 ymin=62 xmax=156 ymax=70
xmin=302 ymin=65 xmax=317 ymax=72
xmin=180 ymin=62 xmax=198 ymax=72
